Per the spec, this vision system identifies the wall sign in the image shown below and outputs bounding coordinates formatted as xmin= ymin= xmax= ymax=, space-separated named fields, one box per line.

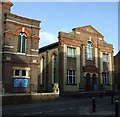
xmin=13 ymin=78 xmax=28 ymax=88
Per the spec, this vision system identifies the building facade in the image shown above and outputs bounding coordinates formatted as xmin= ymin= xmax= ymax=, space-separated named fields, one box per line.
xmin=114 ymin=51 xmax=120 ymax=90
xmin=1 ymin=1 xmax=114 ymax=94
xmin=39 ymin=25 xmax=114 ymax=95
xmin=1 ymin=1 xmax=41 ymax=93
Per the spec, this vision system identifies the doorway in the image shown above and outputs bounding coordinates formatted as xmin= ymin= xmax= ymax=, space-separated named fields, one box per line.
xmin=86 ymin=73 xmax=91 ymax=91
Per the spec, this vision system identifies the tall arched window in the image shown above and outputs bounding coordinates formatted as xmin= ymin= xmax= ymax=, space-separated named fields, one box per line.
xmin=18 ymin=32 xmax=27 ymax=53
xmin=52 ymin=54 xmax=57 ymax=84
xmin=86 ymin=41 xmax=93 ymax=60
xmin=40 ymin=57 xmax=44 ymax=85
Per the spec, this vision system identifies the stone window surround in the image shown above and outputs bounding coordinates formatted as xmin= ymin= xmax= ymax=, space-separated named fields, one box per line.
xmin=12 ymin=67 xmax=30 ymax=78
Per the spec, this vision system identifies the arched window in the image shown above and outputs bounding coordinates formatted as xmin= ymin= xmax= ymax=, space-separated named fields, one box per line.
xmin=52 ymin=54 xmax=57 ymax=84
xmin=40 ymin=57 xmax=44 ymax=85
xmin=86 ymin=41 xmax=93 ymax=60
xmin=18 ymin=32 xmax=27 ymax=53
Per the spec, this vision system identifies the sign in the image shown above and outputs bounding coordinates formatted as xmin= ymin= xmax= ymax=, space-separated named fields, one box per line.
xmin=93 ymin=84 xmax=99 ymax=91
xmin=13 ymin=78 xmax=28 ymax=88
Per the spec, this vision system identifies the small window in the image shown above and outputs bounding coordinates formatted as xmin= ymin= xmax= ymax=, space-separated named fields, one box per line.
xmin=13 ymin=69 xmax=29 ymax=77
xmin=67 ymin=70 xmax=76 ymax=84
xmin=67 ymin=47 xmax=76 ymax=58
xmin=86 ymin=41 xmax=93 ymax=60
xmin=52 ymin=55 xmax=57 ymax=84
xmin=15 ymin=70 xmax=20 ymax=76
xmin=40 ymin=57 xmax=44 ymax=85
xmin=22 ymin=70 xmax=26 ymax=76
xmin=102 ymin=72 xmax=109 ymax=84
xmin=103 ymin=54 xmax=109 ymax=62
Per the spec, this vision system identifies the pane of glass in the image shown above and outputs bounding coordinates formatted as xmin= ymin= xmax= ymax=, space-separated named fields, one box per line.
xmin=69 ymin=76 xmax=72 ymax=84
xmin=15 ymin=70 xmax=20 ymax=76
xmin=86 ymin=42 xmax=93 ymax=60
xmin=22 ymin=36 xmax=26 ymax=53
xmin=72 ymin=70 xmax=75 ymax=75
xmin=73 ymin=76 xmax=76 ymax=84
xmin=67 ymin=48 xmax=69 ymax=56
xmin=72 ymin=48 xmax=75 ymax=57
xmin=69 ymin=70 xmax=72 ymax=75
xmin=22 ymin=70 xmax=26 ymax=76
xmin=69 ymin=48 xmax=72 ymax=57
xmin=18 ymin=35 xmax=21 ymax=52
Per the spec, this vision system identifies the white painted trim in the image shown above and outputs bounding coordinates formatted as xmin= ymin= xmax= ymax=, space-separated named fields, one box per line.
xmin=3 ymin=51 xmax=39 ymax=57
xmin=26 ymin=54 xmax=39 ymax=57
xmin=12 ymin=76 xmax=30 ymax=79
xmin=17 ymin=52 xmax=26 ymax=55
xmin=6 ymin=19 xmax=39 ymax=29
xmin=31 ymin=49 xmax=39 ymax=52
xmin=3 ymin=45 xmax=14 ymax=49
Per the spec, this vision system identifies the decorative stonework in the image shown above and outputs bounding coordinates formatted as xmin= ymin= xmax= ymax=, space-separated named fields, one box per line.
xmin=16 ymin=28 xmax=30 ymax=38
xmin=5 ymin=30 xmax=15 ymax=39
xmin=31 ymin=35 xmax=40 ymax=42
xmin=53 ymin=83 xmax=59 ymax=94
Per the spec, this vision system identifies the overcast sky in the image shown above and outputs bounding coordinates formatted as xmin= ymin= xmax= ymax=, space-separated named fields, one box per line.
xmin=11 ymin=2 xmax=118 ymax=55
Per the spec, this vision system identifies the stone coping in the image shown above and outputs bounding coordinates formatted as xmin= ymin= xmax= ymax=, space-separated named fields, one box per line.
xmin=1 ymin=92 xmax=59 ymax=97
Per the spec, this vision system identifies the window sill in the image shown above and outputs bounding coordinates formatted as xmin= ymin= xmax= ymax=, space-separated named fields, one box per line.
xmin=66 ymin=84 xmax=77 ymax=85
xmin=17 ymin=52 xmax=26 ymax=55
xmin=103 ymin=84 xmax=111 ymax=86
xmin=12 ymin=76 xmax=30 ymax=79
xmin=86 ymin=59 xmax=93 ymax=61
xmin=67 ymin=57 xmax=76 ymax=59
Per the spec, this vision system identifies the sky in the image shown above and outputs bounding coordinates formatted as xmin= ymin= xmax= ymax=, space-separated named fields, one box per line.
xmin=11 ymin=2 xmax=118 ymax=55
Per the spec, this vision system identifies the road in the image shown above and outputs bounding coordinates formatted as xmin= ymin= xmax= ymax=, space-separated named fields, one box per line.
xmin=2 ymin=96 xmax=118 ymax=116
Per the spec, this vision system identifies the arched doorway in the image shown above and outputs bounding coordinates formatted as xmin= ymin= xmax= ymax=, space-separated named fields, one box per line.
xmin=92 ymin=74 xmax=98 ymax=91
xmin=86 ymin=73 xmax=91 ymax=91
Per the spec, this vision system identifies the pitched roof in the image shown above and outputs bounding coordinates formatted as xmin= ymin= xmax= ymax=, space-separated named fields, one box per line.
xmin=39 ymin=42 xmax=59 ymax=53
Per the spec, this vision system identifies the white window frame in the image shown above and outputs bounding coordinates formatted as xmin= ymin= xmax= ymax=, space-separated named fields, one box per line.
xmin=67 ymin=70 xmax=76 ymax=84
xmin=40 ymin=57 xmax=44 ymax=85
xmin=67 ymin=47 xmax=76 ymax=58
xmin=13 ymin=67 xmax=30 ymax=78
xmin=102 ymin=72 xmax=109 ymax=85
xmin=103 ymin=54 xmax=109 ymax=62
xmin=86 ymin=41 xmax=93 ymax=60
xmin=52 ymin=55 xmax=57 ymax=84
xmin=18 ymin=32 xmax=27 ymax=53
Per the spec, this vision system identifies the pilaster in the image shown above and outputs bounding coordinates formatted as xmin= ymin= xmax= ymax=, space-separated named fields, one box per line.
xmin=100 ymin=51 xmax=103 ymax=84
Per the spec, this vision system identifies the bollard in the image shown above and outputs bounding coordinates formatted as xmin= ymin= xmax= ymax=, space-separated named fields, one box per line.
xmin=115 ymin=99 xmax=119 ymax=117
xmin=92 ymin=97 xmax=96 ymax=112
xmin=111 ymin=93 xmax=114 ymax=105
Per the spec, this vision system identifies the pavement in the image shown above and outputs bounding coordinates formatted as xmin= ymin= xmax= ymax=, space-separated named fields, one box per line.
xmin=85 ymin=95 xmax=120 ymax=116
xmin=2 ymin=93 xmax=120 ymax=116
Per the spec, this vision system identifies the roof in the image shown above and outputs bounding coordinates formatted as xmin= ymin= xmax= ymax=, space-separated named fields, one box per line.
xmin=39 ymin=42 xmax=59 ymax=53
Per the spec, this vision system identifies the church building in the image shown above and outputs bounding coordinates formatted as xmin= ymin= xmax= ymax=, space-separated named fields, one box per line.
xmin=1 ymin=1 xmax=114 ymax=94
xmin=39 ymin=26 xmax=114 ymax=95
xmin=1 ymin=0 xmax=40 ymax=93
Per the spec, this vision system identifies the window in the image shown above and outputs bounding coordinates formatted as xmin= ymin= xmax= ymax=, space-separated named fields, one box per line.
xmin=102 ymin=72 xmax=109 ymax=84
xmin=14 ymin=69 xmax=29 ymax=78
xmin=15 ymin=70 xmax=20 ymax=76
xmin=40 ymin=57 xmax=44 ymax=85
xmin=67 ymin=70 xmax=76 ymax=84
xmin=86 ymin=41 xmax=93 ymax=60
xmin=103 ymin=54 xmax=109 ymax=62
xmin=52 ymin=55 xmax=57 ymax=84
xmin=22 ymin=70 xmax=26 ymax=76
xmin=67 ymin=47 xmax=76 ymax=58
xmin=18 ymin=32 xmax=27 ymax=53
